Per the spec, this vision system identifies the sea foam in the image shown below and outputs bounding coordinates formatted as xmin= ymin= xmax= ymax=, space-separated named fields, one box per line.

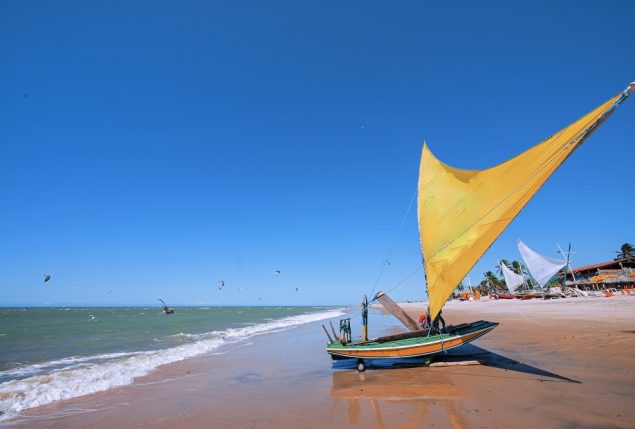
xmin=0 ymin=308 xmax=344 ymax=421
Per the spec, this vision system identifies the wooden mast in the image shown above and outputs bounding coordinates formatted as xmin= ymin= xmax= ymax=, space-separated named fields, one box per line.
xmin=361 ymin=294 xmax=369 ymax=343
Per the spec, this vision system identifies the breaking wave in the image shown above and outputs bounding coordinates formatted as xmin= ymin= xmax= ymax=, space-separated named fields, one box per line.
xmin=0 ymin=309 xmax=344 ymax=421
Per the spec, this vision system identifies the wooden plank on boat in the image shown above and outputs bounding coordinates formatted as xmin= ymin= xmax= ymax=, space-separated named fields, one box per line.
xmin=329 ymin=321 xmax=339 ymax=341
xmin=367 ymin=320 xmax=493 ymax=344
xmin=429 ymin=360 xmax=483 ymax=367
xmin=374 ymin=291 xmax=422 ymax=332
xmin=322 ymin=324 xmax=333 ymax=342
xmin=372 ymin=329 xmax=429 ymax=343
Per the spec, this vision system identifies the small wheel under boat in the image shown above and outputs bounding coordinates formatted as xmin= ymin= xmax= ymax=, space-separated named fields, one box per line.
xmin=357 ymin=359 xmax=365 ymax=372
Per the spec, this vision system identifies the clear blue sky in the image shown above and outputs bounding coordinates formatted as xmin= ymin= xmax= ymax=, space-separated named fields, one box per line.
xmin=1 ymin=1 xmax=633 ymax=306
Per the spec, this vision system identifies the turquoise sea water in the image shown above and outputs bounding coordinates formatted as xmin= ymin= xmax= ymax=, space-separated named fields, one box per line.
xmin=0 ymin=306 xmax=344 ymax=420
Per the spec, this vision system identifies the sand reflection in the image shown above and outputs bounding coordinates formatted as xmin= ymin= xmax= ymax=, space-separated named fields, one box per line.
xmin=330 ymin=368 xmax=467 ymax=428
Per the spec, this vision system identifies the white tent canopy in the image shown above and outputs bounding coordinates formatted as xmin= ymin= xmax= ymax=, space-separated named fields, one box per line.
xmin=500 ymin=262 xmax=524 ymax=293
xmin=517 ymin=239 xmax=566 ymax=288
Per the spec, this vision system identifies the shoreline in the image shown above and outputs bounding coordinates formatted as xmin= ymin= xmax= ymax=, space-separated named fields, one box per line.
xmin=6 ymin=297 xmax=635 ymax=428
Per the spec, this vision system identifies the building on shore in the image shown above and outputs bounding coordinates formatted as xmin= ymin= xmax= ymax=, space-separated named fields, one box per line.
xmin=563 ymin=257 xmax=635 ymax=291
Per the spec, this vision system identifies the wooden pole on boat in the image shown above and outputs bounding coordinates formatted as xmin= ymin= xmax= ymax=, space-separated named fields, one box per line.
xmin=361 ymin=294 xmax=369 ymax=343
xmin=322 ymin=324 xmax=333 ymax=343
xmin=329 ymin=321 xmax=339 ymax=341
xmin=557 ymin=242 xmax=576 ymax=289
xmin=374 ymin=291 xmax=422 ymax=332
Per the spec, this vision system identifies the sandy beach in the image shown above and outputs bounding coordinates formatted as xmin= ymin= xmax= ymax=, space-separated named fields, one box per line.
xmin=7 ymin=296 xmax=635 ymax=429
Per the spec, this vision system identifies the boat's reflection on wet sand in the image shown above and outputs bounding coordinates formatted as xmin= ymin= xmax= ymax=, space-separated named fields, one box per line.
xmin=330 ymin=364 xmax=466 ymax=428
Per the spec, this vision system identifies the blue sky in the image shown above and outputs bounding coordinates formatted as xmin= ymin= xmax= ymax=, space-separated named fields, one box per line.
xmin=1 ymin=1 xmax=633 ymax=306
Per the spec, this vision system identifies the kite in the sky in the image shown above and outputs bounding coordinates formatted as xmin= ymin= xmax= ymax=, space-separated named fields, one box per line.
xmin=274 ymin=270 xmax=281 ymax=275
xmin=43 ymin=274 xmax=51 ymax=282
xmin=218 ymin=280 xmax=225 ymax=290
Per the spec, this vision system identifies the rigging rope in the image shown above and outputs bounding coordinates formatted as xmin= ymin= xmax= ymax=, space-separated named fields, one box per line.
xmin=346 ymin=264 xmax=424 ymax=322
xmin=370 ymin=265 xmax=423 ymax=303
xmin=369 ymin=185 xmax=418 ymax=298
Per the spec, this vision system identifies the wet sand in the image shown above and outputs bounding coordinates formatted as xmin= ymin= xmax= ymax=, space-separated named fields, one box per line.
xmin=8 ymin=296 xmax=635 ymax=429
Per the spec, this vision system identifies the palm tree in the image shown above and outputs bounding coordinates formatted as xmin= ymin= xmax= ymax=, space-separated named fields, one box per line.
xmin=475 ymin=283 xmax=489 ymax=295
xmin=483 ymin=271 xmax=502 ymax=293
xmin=511 ymin=260 xmax=526 ymax=276
xmin=616 ymin=243 xmax=635 ymax=259
xmin=496 ymin=259 xmax=511 ymax=277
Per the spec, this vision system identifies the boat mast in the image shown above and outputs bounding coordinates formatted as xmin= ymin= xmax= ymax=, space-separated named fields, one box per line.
xmin=466 ymin=274 xmax=474 ymax=293
xmin=569 ymin=83 xmax=634 ymax=151
xmin=361 ymin=294 xmax=369 ymax=343
xmin=557 ymin=242 xmax=576 ymax=287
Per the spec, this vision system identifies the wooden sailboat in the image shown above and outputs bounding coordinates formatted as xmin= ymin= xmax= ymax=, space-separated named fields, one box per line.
xmin=327 ymin=83 xmax=634 ymax=370
xmin=498 ymin=261 xmax=525 ymax=298
xmin=517 ymin=239 xmax=567 ymax=298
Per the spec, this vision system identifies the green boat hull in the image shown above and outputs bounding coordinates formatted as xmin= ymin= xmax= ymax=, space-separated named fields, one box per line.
xmin=327 ymin=320 xmax=498 ymax=360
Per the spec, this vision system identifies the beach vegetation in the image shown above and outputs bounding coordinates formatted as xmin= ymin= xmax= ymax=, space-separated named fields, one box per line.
xmin=478 ymin=271 xmax=505 ymax=293
xmin=496 ymin=259 xmax=511 ymax=277
xmin=511 ymin=260 xmax=527 ymax=276
xmin=616 ymin=243 xmax=634 ymax=259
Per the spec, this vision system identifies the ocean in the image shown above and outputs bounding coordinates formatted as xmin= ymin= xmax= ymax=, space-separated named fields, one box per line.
xmin=0 ymin=306 xmax=344 ymax=421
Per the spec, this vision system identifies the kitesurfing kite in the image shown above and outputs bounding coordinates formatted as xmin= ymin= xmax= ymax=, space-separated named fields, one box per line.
xmin=218 ymin=280 xmax=225 ymax=290
xmin=43 ymin=274 xmax=51 ymax=282
xmin=273 ymin=270 xmax=281 ymax=275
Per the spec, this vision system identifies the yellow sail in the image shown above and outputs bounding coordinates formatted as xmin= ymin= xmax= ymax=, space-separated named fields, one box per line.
xmin=418 ymin=87 xmax=632 ymax=320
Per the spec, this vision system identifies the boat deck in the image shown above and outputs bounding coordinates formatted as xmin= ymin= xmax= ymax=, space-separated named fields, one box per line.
xmin=327 ymin=320 xmax=498 ymax=360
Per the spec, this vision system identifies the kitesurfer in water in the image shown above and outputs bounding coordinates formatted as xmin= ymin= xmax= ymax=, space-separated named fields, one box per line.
xmin=158 ymin=299 xmax=174 ymax=314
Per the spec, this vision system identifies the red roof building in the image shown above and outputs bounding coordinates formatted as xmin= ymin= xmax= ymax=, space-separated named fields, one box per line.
xmin=563 ymin=257 xmax=635 ymax=290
